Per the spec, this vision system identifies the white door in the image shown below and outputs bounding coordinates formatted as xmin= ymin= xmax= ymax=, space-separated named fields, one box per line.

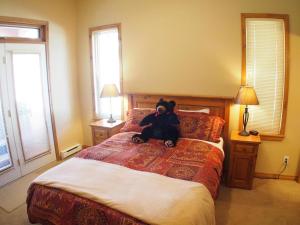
xmin=0 ymin=43 xmax=56 ymax=186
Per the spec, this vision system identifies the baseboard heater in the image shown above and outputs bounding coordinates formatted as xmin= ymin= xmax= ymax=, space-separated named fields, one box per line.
xmin=61 ymin=144 xmax=82 ymax=159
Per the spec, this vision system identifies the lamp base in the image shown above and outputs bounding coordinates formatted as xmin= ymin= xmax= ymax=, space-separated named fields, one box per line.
xmin=239 ymin=105 xmax=250 ymax=136
xmin=239 ymin=130 xmax=250 ymax=136
xmin=107 ymin=114 xmax=116 ymax=123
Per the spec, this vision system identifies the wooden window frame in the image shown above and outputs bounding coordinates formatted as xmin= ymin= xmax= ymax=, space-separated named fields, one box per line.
xmin=89 ymin=23 xmax=124 ymax=120
xmin=240 ymin=13 xmax=289 ymax=141
xmin=0 ymin=16 xmax=59 ymax=159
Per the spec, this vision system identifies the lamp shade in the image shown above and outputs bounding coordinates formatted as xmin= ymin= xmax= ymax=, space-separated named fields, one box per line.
xmin=100 ymin=84 xmax=119 ymax=98
xmin=235 ymin=86 xmax=259 ymax=105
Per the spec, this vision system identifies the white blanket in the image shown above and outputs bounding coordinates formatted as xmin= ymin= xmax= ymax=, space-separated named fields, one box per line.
xmin=33 ymin=158 xmax=215 ymax=225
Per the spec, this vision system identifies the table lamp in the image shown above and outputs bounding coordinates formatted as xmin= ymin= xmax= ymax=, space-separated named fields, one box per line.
xmin=100 ymin=84 xmax=119 ymax=123
xmin=235 ymin=85 xmax=259 ymax=136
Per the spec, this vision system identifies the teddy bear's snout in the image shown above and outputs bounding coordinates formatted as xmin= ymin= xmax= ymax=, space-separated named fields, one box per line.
xmin=157 ymin=105 xmax=167 ymax=114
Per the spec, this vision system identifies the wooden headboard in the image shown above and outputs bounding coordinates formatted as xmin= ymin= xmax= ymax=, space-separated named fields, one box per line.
xmin=127 ymin=93 xmax=233 ymax=146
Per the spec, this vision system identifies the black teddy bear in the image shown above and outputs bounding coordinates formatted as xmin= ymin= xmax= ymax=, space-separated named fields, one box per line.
xmin=132 ymin=98 xmax=180 ymax=147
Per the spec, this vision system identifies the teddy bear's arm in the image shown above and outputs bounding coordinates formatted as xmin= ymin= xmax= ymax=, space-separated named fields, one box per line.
xmin=168 ymin=114 xmax=180 ymax=125
xmin=139 ymin=113 xmax=156 ymax=126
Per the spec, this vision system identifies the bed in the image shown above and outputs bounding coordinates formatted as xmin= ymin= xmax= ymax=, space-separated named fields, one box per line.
xmin=27 ymin=94 xmax=232 ymax=225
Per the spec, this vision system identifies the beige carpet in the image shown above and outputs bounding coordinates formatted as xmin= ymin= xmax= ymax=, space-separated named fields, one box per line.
xmin=0 ymin=163 xmax=300 ymax=225
xmin=216 ymin=179 xmax=300 ymax=225
xmin=0 ymin=160 xmax=60 ymax=213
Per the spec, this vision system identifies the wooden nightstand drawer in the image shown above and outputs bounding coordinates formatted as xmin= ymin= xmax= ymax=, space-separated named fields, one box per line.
xmin=94 ymin=129 xmax=108 ymax=139
xmin=95 ymin=138 xmax=105 ymax=145
xmin=235 ymin=144 xmax=256 ymax=154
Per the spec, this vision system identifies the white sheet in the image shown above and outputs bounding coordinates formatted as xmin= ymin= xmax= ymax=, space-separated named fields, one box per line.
xmin=33 ymin=158 xmax=215 ymax=225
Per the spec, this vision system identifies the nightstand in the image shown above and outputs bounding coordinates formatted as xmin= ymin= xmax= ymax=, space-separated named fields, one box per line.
xmin=90 ymin=119 xmax=125 ymax=145
xmin=227 ymin=130 xmax=261 ymax=189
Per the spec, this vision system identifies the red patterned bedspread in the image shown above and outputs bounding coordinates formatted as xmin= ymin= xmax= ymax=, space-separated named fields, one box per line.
xmin=27 ymin=132 xmax=224 ymax=225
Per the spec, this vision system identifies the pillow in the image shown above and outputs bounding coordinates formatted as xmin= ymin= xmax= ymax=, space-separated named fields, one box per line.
xmin=178 ymin=111 xmax=225 ymax=143
xmin=120 ymin=108 xmax=155 ymax=132
xmin=178 ymin=108 xmax=210 ymax=114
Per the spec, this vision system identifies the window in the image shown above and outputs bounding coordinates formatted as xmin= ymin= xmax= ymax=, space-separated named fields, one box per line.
xmin=90 ymin=24 xmax=123 ymax=119
xmin=0 ymin=26 xmax=39 ymax=39
xmin=241 ymin=14 xmax=289 ymax=140
xmin=0 ymin=17 xmax=47 ymax=42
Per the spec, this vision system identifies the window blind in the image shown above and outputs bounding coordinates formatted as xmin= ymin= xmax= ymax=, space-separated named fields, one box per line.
xmin=91 ymin=27 xmax=122 ymax=119
xmin=245 ymin=18 xmax=285 ymax=135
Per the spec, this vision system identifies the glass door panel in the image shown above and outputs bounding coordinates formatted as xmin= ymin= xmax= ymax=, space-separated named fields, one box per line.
xmin=12 ymin=53 xmax=51 ymax=161
xmin=0 ymin=97 xmax=12 ymax=172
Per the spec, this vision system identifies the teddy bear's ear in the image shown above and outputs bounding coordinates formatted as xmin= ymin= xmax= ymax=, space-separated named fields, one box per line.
xmin=156 ymin=98 xmax=164 ymax=108
xmin=168 ymin=101 xmax=176 ymax=111
xmin=169 ymin=100 xmax=176 ymax=107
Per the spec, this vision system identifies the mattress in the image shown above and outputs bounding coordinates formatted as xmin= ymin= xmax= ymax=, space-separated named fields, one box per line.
xmin=27 ymin=132 xmax=224 ymax=225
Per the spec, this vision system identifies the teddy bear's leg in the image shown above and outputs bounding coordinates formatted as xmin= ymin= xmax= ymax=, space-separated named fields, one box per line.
xmin=132 ymin=127 xmax=153 ymax=144
xmin=132 ymin=134 xmax=144 ymax=143
xmin=164 ymin=140 xmax=175 ymax=148
xmin=139 ymin=126 xmax=153 ymax=142
xmin=163 ymin=126 xmax=179 ymax=148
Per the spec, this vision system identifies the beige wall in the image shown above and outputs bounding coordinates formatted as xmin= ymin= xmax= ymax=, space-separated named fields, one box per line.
xmin=0 ymin=0 xmax=83 ymax=152
xmin=76 ymin=0 xmax=300 ymax=177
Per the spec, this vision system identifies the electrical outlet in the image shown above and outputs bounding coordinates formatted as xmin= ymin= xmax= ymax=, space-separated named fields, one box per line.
xmin=283 ymin=156 xmax=289 ymax=165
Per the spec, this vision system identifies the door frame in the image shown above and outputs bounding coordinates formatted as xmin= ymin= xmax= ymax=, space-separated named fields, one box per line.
xmin=0 ymin=44 xmax=22 ymax=186
xmin=0 ymin=16 xmax=59 ymax=159
xmin=4 ymin=43 xmax=56 ymax=175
